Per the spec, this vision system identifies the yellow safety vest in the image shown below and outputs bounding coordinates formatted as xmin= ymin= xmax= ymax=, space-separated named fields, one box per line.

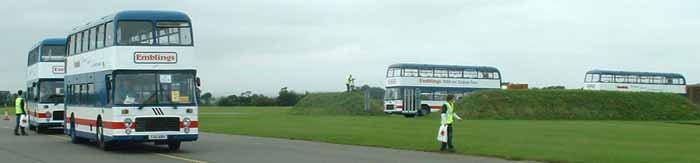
xmin=346 ymin=75 xmax=352 ymax=84
xmin=445 ymin=102 xmax=454 ymax=124
xmin=15 ymin=97 xmax=24 ymax=114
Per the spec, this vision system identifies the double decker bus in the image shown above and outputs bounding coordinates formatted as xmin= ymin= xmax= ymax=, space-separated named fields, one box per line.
xmin=384 ymin=63 xmax=502 ymax=117
xmin=26 ymin=38 xmax=67 ymax=133
xmin=583 ymin=70 xmax=687 ymax=95
xmin=64 ymin=10 xmax=199 ymax=150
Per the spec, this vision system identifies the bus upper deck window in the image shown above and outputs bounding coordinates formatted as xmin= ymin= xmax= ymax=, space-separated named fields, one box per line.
xmin=117 ymin=21 xmax=154 ymax=45
xmin=156 ymin=22 xmax=192 ymax=46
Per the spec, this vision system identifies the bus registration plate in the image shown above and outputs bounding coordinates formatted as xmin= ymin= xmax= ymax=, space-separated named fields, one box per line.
xmin=149 ymin=135 xmax=168 ymax=140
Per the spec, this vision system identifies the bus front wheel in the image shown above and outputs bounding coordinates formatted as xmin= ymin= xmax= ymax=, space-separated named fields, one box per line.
xmin=168 ymin=141 xmax=181 ymax=151
xmin=97 ymin=119 xmax=113 ymax=151
xmin=417 ymin=106 xmax=430 ymax=117
xmin=70 ymin=115 xmax=86 ymax=144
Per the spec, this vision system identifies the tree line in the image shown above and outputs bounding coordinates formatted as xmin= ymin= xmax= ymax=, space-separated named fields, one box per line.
xmin=200 ymin=87 xmax=305 ymax=106
xmin=199 ymin=85 xmax=386 ymax=107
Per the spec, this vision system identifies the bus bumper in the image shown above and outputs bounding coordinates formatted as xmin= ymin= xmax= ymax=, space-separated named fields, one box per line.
xmin=36 ymin=122 xmax=63 ymax=128
xmin=105 ymin=134 xmax=199 ymax=142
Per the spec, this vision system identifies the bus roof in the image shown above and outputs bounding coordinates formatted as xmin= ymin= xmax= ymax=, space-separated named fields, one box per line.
xmin=40 ymin=38 xmax=67 ymax=46
xmin=388 ymin=63 xmax=500 ymax=72
xmin=586 ymin=69 xmax=685 ymax=78
xmin=31 ymin=38 xmax=66 ymax=49
xmin=71 ymin=10 xmax=191 ymax=33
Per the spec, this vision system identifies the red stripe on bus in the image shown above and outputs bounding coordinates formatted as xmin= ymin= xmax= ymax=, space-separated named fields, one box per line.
xmin=28 ymin=111 xmax=49 ymax=118
xmin=71 ymin=118 xmax=197 ymax=129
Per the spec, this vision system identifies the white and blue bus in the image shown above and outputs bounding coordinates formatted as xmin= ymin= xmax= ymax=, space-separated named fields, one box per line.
xmin=584 ymin=70 xmax=687 ymax=95
xmin=64 ymin=10 xmax=199 ymax=150
xmin=26 ymin=38 xmax=67 ymax=133
xmin=384 ymin=64 xmax=502 ymax=117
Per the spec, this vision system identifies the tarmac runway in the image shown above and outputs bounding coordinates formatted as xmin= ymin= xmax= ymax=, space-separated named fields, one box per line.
xmin=0 ymin=117 xmax=538 ymax=163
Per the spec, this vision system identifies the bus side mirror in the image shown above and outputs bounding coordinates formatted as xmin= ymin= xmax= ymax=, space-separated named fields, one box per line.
xmin=196 ymin=77 xmax=201 ymax=87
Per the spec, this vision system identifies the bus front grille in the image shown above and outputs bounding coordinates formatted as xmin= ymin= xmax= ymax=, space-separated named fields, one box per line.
xmin=135 ymin=117 xmax=180 ymax=132
xmin=385 ymin=105 xmax=394 ymax=110
xmin=52 ymin=111 xmax=64 ymax=121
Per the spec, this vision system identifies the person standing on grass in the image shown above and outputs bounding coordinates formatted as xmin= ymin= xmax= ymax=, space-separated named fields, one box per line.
xmin=14 ymin=90 xmax=27 ymax=136
xmin=440 ymin=94 xmax=462 ymax=152
xmin=346 ymin=73 xmax=353 ymax=92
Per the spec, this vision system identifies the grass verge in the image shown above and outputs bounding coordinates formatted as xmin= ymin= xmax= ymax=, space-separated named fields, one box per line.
xmin=201 ymin=106 xmax=700 ymax=163
xmin=459 ymin=90 xmax=700 ymax=120
xmin=292 ymin=91 xmax=385 ymax=115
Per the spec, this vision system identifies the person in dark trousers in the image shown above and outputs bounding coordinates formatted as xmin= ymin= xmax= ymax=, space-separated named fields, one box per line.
xmin=345 ymin=74 xmax=353 ymax=92
xmin=440 ymin=94 xmax=462 ymax=152
xmin=14 ymin=90 xmax=27 ymax=136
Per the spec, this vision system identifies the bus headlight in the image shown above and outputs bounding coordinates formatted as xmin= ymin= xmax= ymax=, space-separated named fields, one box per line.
xmin=124 ymin=118 xmax=133 ymax=126
xmin=124 ymin=118 xmax=133 ymax=135
xmin=183 ymin=118 xmax=191 ymax=133
xmin=183 ymin=118 xmax=191 ymax=127
xmin=45 ymin=111 xmax=52 ymax=120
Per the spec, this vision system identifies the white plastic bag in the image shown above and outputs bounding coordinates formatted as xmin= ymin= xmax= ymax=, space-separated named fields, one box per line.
xmin=19 ymin=115 xmax=29 ymax=128
xmin=436 ymin=124 xmax=448 ymax=142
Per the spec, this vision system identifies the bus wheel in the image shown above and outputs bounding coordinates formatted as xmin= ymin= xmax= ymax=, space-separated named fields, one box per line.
xmin=70 ymin=115 xmax=86 ymax=144
xmin=97 ymin=119 xmax=112 ymax=151
xmin=417 ymin=107 xmax=430 ymax=117
xmin=168 ymin=141 xmax=181 ymax=151
xmin=36 ymin=125 xmax=43 ymax=134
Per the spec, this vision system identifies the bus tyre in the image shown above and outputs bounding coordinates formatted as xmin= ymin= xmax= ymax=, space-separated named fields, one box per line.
xmin=70 ymin=116 xmax=86 ymax=144
xmin=36 ymin=125 xmax=43 ymax=134
xmin=417 ymin=107 xmax=430 ymax=117
xmin=168 ymin=141 xmax=181 ymax=151
xmin=97 ymin=119 xmax=112 ymax=151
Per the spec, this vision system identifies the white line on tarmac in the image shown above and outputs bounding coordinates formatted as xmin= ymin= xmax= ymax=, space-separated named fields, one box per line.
xmin=0 ymin=125 xmax=210 ymax=163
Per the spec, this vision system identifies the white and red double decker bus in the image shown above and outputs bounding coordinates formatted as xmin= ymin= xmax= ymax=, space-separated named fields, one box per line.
xmin=26 ymin=38 xmax=67 ymax=133
xmin=64 ymin=10 xmax=199 ymax=150
xmin=384 ymin=64 xmax=502 ymax=117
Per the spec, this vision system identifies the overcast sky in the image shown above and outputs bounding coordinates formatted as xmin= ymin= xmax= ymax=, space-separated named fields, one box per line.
xmin=1 ymin=0 xmax=698 ymax=96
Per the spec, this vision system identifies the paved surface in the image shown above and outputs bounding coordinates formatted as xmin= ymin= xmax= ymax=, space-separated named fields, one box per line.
xmin=0 ymin=117 xmax=539 ymax=163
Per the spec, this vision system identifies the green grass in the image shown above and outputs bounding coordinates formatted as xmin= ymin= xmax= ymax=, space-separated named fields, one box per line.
xmin=459 ymin=90 xmax=700 ymax=120
xmin=201 ymin=106 xmax=700 ymax=163
xmin=292 ymin=91 xmax=385 ymax=115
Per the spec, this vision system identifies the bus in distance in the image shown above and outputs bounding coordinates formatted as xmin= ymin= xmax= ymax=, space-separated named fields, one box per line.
xmin=384 ymin=63 xmax=502 ymax=117
xmin=64 ymin=10 xmax=199 ymax=151
xmin=26 ymin=38 xmax=67 ymax=133
xmin=583 ymin=70 xmax=687 ymax=95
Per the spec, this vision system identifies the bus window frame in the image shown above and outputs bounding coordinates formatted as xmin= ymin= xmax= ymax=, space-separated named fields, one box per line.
xmin=112 ymin=70 xmax=197 ymax=107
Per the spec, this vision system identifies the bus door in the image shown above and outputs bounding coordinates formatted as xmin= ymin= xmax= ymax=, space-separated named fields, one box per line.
xmin=401 ymin=88 xmax=421 ymax=116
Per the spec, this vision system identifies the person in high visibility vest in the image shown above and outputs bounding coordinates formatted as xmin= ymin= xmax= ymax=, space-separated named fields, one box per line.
xmin=440 ymin=94 xmax=462 ymax=152
xmin=14 ymin=90 xmax=27 ymax=136
xmin=345 ymin=74 xmax=353 ymax=92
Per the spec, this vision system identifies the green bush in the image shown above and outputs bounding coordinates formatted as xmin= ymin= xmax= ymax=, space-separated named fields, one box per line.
xmin=457 ymin=89 xmax=700 ymax=120
xmin=292 ymin=91 xmax=385 ymax=116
